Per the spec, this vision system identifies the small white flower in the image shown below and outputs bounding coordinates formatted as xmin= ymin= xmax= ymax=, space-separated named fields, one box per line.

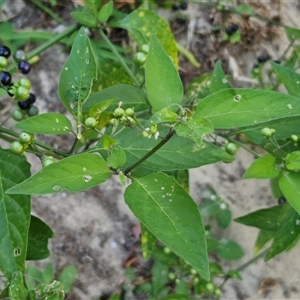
xmin=154 ymin=131 xmax=159 ymax=140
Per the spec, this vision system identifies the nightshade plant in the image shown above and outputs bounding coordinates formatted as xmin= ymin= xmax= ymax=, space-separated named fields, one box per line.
xmin=2 ymin=0 xmax=300 ymax=298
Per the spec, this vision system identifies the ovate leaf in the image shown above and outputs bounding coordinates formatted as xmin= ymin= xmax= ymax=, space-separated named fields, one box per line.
xmin=195 ymin=88 xmax=300 ymax=129
xmin=58 ymin=27 xmax=97 ymax=113
xmin=279 ymin=172 xmax=300 ymax=214
xmin=9 ymin=271 xmax=28 ymax=299
xmin=210 ymin=61 xmax=231 ymax=93
xmin=145 ymin=35 xmax=183 ymax=112
xmin=243 ymin=154 xmax=280 ymax=179
xmin=70 ymin=8 xmax=97 ymax=27
xmin=254 ymin=229 xmax=275 ymax=254
xmin=0 ymin=149 xmax=31 ymax=280
xmin=125 ymin=172 xmax=210 ymax=280
xmin=265 ymin=203 xmax=300 ymax=261
xmin=26 ymin=215 xmax=54 ymax=260
xmin=6 ymin=153 xmax=111 ymax=195
xmin=271 ymin=61 xmax=300 ymax=97
xmin=215 ymin=238 xmax=244 ymax=260
xmin=14 ymin=113 xmax=72 ymax=134
xmin=98 ymin=0 xmax=113 ymax=23
xmin=285 ymin=151 xmax=300 ymax=170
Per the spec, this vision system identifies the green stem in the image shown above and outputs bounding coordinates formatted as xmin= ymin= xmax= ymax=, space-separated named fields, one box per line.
xmin=30 ymin=0 xmax=66 ymax=24
xmin=99 ymin=29 xmax=140 ymax=87
xmin=0 ymin=126 xmax=69 ymax=157
xmin=27 ymin=23 xmax=79 ymax=60
xmin=219 ymin=247 xmax=270 ymax=288
xmin=123 ymin=129 xmax=176 ymax=175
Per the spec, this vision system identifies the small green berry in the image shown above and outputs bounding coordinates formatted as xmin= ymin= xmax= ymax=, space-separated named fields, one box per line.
xmin=18 ymin=78 xmax=31 ymax=89
xmin=12 ymin=109 xmax=25 ymax=121
xmin=19 ymin=132 xmax=33 ymax=144
xmin=225 ymin=142 xmax=237 ymax=155
xmin=142 ymin=130 xmax=150 ymax=138
xmin=140 ymin=44 xmax=149 ymax=54
xmin=168 ymin=272 xmax=176 ymax=280
xmin=125 ymin=107 xmax=134 ymax=117
xmin=163 ymin=247 xmax=171 ymax=254
xmin=15 ymin=86 xmax=30 ymax=101
xmin=85 ymin=117 xmax=97 ymax=128
xmin=0 ymin=56 xmax=8 ymax=69
xmin=10 ymin=141 xmax=24 ymax=154
xmin=149 ymin=124 xmax=158 ymax=135
xmin=113 ymin=107 xmax=125 ymax=118
xmin=291 ymin=135 xmax=298 ymax=142
xmin=133 ymin=52 xmax=147 ymax=66
xmin=190 ymin=268 xmax=197 ymax=275
xmin=28 ymin=105 xmax=39 ymax=116
xmin=261 ymin=127 xmax=275 ymax=137
xmin=13 ymin=50 xmax=26 ymax=62
xmin=42 ymin=156 xmax=56 ymax=167
xmin=214 ymin=288 xmax=221 ymax=295
xmin=206 ymin=282 xmax=214 ymax=291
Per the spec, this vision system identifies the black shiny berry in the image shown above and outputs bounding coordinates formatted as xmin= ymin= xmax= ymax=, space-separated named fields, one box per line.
xmin=0 ymin=46 xmax=11 ymax=58
xmin=257 ymin=55 xmax=267 ymax=63
xmin=278 ymin=196 xmax=286 ymax=205
xmin=18 ymin=60 xmax=31 ymax=74
xmin=0 ymin=71 xmax=12 ymax=86
xmin=18 ymin=100 xmax=31 ymax=110
xmin=26 ymin=93 xmax=36 ymax=104
xmin=225 ymin=27 xmax=234 ymax=35
xmin=176 ymin=17 xmax=186 ymax=24
xmin=180 ymin=2 xmax=188 ymax=10
xmin=172 ymin=3 xmax=179 ymax=11
xmin=231 ymin=24 xmax=238 ymax=32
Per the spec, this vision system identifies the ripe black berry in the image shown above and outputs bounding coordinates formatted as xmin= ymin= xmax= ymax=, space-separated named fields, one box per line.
xmin=0 ymin=46 xmax=11 ymax=58
xmin=176 ymin=17 xmax=186 ymax=24
xmin=180 ymin=2 xmax=188 ymax=10
xmin=231 ymin=24 xmax=239 ymax=32
xmin=278 ymin=196 xmax=286 ymax=205
xmin=18 ymin=60 xmax=31 ymax=74
xmin=26 ymin=93 xmax=36 ymax=104
xmin=172 ymin=3 xmax=179 ymax=11
xmin=225 ymin=27 xmax=234 ymax=35
xmin=18 ymin=100 xmax=31 ymax=110
xmin=257 ymin=55 xmax=267 ymax=63
xmin=0 ymin=71 xmax=12 ymax=86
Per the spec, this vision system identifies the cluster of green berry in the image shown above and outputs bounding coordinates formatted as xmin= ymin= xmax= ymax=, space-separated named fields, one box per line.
xmin=110 ymin=105 xmax=136 ymax=127
xmin=0 ymin=45 xmax=38 ymax=121
xmin=133 ymin=44 xmax=149 ymax=66
xmin=10 ymin=131 xmax=34 ymax=155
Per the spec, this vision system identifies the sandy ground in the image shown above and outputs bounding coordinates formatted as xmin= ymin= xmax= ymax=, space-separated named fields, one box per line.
xmin=2 ymin=1 xmax=300 ymax=299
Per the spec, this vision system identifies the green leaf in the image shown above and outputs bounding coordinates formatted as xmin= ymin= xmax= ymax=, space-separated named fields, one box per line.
xmin=234 ymin=205 xmax=282 ymax=231
xmin=195 ymin=88 xmax=300 ymax=129
xmin=147 ymin=107 xmax=180 ymax=125
xmin=271 ymin=61 xmax=300 ymax=97
xmin=174 ymin=116 xmax=213 ymax=148
xmin=83 ymin=84 xmax=148 ymax=113
xmin=88 ymin=98 xmax=116 ymax=118
xmin=26 ymin=216 xmax=54 ymax=260
xmin=159 ymin=295 xmax=188 ymax=300
xmin=285 ymin=151 xmax=300 ymax=170
xmin=235 ymin=4 xmax=253 ymax=15
xmin=230 ymin=31 xmax=241 ymax=44
xmin=215 ymin=207 xmax=232 ymax=229
xmin=43 ymin=262 xmax=55 ymax=284
xmin=0 ymin=149 xmax=31 ymax=280
xmin=210 ymin=61 xmax=231 ymax=93
xmin=186 ymin=73 xmax=211 ymax=104
xmin=34 ymin=280 xmax=64 ymax=299
xmin=265 ymin=203 xmax=300 ymax=261
xmin=85 ymin=0 xmax=103 ymax=16
xmin=70 ymin=7 xmax=97 ymax=27
xmin=151 ymin=261 xmax=169 ymax=295
xmin=58 ymin=266 xmax=77 ymax=294
xmin=243 ymin=154 xmax=280 ymax=179
xmin=226 ymin=270 xmax=242 ymax=280
xmin=14 ymin=113 xmax=72 ymax=135
xmin=254 ymin=229 xmax=275 ymax=254
xmin=125 ymin=173 xmax=210 ymax=280
xmin=279 ymin=172 xmax=300 ymax=214
xmin=98 ymin=0 xmax=113 ymax=23
xmin=107 ymin=145 xmax=126 ymax=169
xmin=112 ymin=128 xmax=234 ymax=171
xmin=113 ymin=9 xmax=178 ymax=67
xmin=141 ymin=223 xmax=156 ymax=260
xmin=9 ymin=271 xmax=28 ymax=299
xmin=145 ymin=35 xmax=183 ymax=113
xmin=6 ymin=153 xmax=111 ymax=195
xmin=215 ymin=238 xmax=244 ymax=260
xmin=285 ymin=26 xmax=300 ymax=41
xmin=58 ymin=27 xmax=97 ymax=114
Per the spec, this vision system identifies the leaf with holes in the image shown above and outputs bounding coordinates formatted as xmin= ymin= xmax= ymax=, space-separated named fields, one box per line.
xmin=0 ymin=149 xmax=31 ymax=280
xmin=125 ymin=172 xmax=210 ymax=280
xmin=210 ymin=61 xmax=231 ymax=93
xmin=6 ymin=153 xmax=112 ymax=195
xmin=58 ymin=27 xmax=97 ymax=114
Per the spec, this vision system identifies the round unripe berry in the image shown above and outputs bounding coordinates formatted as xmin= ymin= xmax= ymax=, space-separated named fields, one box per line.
xmin=261 ymin=127 xmax=275 ymax=137
xmin=10 ymin=141 xmax=24 ymax=154
xmin=278 ymin=196 xmax=286 ymax=205
xmin=125 ymin=107 xmax=134 ymax=117
xmin=19 ymin=132 xmax=33 ymax=144
xmin=133 ymin=52 xmax=147 ymax=66
xmin=113 ymin=107 xmax=125 ymax=117
xmin=28 ymin=105 xmax=39 ymax=116
xmin=142 ymin=130 xmax=150 ymax=138
xmin=225 ymin=142 xmax=237 ymax=155
xmin=0 ymin=71 xmax=12 ymax=86
xmin=291 ymin=135 xmax=298 ymax=142
xmin=0 ymin=46 xmax=11 ymax=58
xmin=12 ymin=109 xmax=25 ymax=121
xmin=18 ymin=100 xmax=31 ymax=110
xmin=13 ymin=50 xmax=26 ymax=62
xmin=140 ymin=44 xmax=149 ymax=54
xmin=15 ymin=86 xmax=30 ymax=101
xmin=163 ymin=247 xmax=171 ymax=254
xmin=149 ymin=124 xmax=158 ymax=135
xmin=168 ymin=272 xmax=176 ymax=280
xmin=214 ymin=288 xmax=221 ymax=296
xmin=42 ymin=156 xmax=56 ymax=167
xmin=85 ymin=117 xmax=97 ymax=128
xmin=206 ymin=282 xmax=214 ymax=291
xmin=0 ymin=56 xmax=9 ymax=69
xmin=18 ymin=60 xmax=31 ymax=74
xmin=18 ymin=78 xmax=31 ymax=89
